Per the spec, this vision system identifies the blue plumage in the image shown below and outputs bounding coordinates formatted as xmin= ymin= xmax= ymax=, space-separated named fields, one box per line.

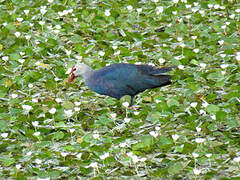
xmin=69 ymin=63 xmax=174 ymax=106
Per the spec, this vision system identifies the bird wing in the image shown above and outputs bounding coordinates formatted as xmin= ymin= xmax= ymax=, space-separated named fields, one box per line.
xmin=87 ymin=63 xmax=173 ymax=99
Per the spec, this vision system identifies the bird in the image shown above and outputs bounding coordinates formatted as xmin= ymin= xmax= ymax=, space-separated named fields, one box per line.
xmin=68 ymin=63 xmax=175 ymax=107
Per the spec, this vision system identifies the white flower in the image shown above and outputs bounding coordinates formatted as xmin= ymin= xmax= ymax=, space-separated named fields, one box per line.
xmin=202 ymin=101 xmax=208 ymax=108
xmin=155 ymin=126 xmax=160 ymax=131
xmin=211 ymin=115 xmax=216 ymax=120
xmin=178 ymin=65 xmax=184 ymax=70
xmin=55 ymin=25 xmax=61 ymax=29
xmin=127 ymin=152 xmax=133 ymax=157
xmin=137 ymin=8 xmax=142 ymax=13
xmin=69 ymin=128 xmax=75 ymax=133
xmin=172 ymin=134 xmax=179 ymax=141
xmin=39 ymin=21 xmax=45 ymax=25
xmin=199 ymin=109 xmax=206 ymax=114
xmin=190 ymin=102 xmax=198 ymax=108
xmin=22 ymin=105 xmax=33 ymax=111
xmin=1 ymin=133 xmax=8 ymax=138
xmin=149 ymin=131 xmax=158 ymax=138
xmin=181 ymin=0 xmax=187 ymax=2
xmin=214 ymin=4 xmax=220 ymax=9
xmin=208 ymin=4 xmax=213 ymax=8
xmin=49 ymin=108 xmax=56 ymax=114
xmin=236 ymin=53 xmax=240 ymax=61
xmin=199 ymin=63 xmax=206 ymax=68
xmin=3 ymin=22 xmax=7 ymax=26
xmin=65 ymin=49 xmax=72 ymax=56
xmin=205 ymin=153 xmax=212 ymax=158
xmin=18 ymin=59 xmax=25 ymax=64
xmin=173 ymin=0 xmax=179 ymax=3
xmin=48 ymin=0 xmax=54 ymax=2
xmin=235 ymin=9 xmax=240 ymax=13
xmin=89 ymin=162 xmax=98 ymax=168
xmin=193 ymin=2 xmax=198 ymax=6
xmin=131 ymin=155 xmax=139 ymax=163
xmin=93 ymin=133 xmax=100 ymax=139
xmin=112 ymin=45 xmax=118 ymax=50
xmin=199 ymin=10 xmax=205 ymax=15
xmin=134 ymin=111 xmax=140 ymax=115
xmin=105 ymin=9 xmax=111 ymax=16
xmin=24 ymin=10 xmax=30 ymax=15
xmin=64 ymin=109 xmax=73 ymax=117
xmin=17 ymin=18 xmax=23 ymax=22
xmin=99 ymin=51 xmax=105 ymax=56
xmin=225 ymin=22 xmax=230 ymax=25
xmin=119 ymin=142 xmax=127 ymax=147
xmin=33 ymin=131 xmax=40 ymax=136
xmin=191 ymin=36 xmax=197 ymax=40
xmin=110 ymin=113 xmax=117 ymax=118
xmin=220 ymin=54 xmax=226 ymax=58
xmin=100 ymin=152 xmax=109 ymax=160
xmin=114 ymin=50 xmax=120 ymax=56
xmin=32 ymin=121 xmax=39 ymax=127
xmin=122 ymin=102 xmax=129 ymax=108
xmin=61 ymin=152 xmax=68 ymax=157
xmin=127 ymin=5 xmax=133 ymax=11
xmin=55 ymin=98 xmax=62 ymax=103
xmin=28 ymin=83 xmax=33 ymax=88
xmin=74 ymin=107 xmax=80 ymax=111
xmin=53 ymin=29 xmax=60 ymax=34
xmin=195 ymin=138 xmax=205 ymax=143
xmin=221 ymin=25 xmax=226 ymax=30
xmin=14 ymin=32 xmax=21 ymax=37
xmin=220 ymin=64 xmax=228 ymax=69
xmin=229 ymin=14 xmax=235 ymax=19
xmin=140 ymin=157 xmax=147 ymax=162
xmin=16 ymin=164 xmax=21 ymax=169
xmin=152 ymin=0 xmax=159 ymax=2
xmin=40 ymin=8 xmax=47 ymax=15
xmin=156 ymin=6 xmax=163 ymax=14
xmin=25 ymin=35 xmax=31 ymax=40
xmin=177 ymin=37 xmax=183 ymax=41
xmin=185 ymin=4 xmax=191 ymax=8
xmin=73 ymin=18 xmax=78 ymax=22
xmin=172 ymin=11 xmax=177 ymax=15
xmin=233 ymin=157 xmax=240 ymax=163
xmin=221 ymin=71 xmax=226 ymax=75
xmin=27 ymin=151 xmax=32 ymax=156
xmin=74 ymin=102 xmax=81 ymax=106
xmin=124 ymin=117 xmax=131 ymax=123
xmin=158 ymin=58 xmax=165 ymax=64
xmin=192 ymin=152 xmax=199 ymax=158
xmin=11 ymin=94 xmax=18 ymax=98
xmin=76 ymin=153 xmax=82 ymax=159
xmin=180 ymin=43 xmax=186 ymax=48
xmin=196 ymin=127 xmax=201 ymax=132
xmin=2 ymin=56 xmax=9 ymax=61
xmin=35 ymin=158 xmax=42 ymax=164
xmin=193 ymin=168 xmax=201 ymax=175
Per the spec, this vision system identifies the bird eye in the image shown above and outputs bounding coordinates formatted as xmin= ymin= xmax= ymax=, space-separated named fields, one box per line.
xmin=73 ymin=68 xmax=76 ymax=71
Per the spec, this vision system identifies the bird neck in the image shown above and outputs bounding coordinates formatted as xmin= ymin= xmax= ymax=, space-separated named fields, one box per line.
xmin=82 ymin=67 xmax=94 ymax=81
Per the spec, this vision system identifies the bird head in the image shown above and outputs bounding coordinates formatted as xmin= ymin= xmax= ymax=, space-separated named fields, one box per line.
xmin=68 ymin=64 xmax=90 ymax=82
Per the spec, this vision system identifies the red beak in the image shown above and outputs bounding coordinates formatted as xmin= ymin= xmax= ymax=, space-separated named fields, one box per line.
xmin=68 ymin=65 xmax=76 ymax=83
xmin=68 ymin=73 xmax=75 ymax=82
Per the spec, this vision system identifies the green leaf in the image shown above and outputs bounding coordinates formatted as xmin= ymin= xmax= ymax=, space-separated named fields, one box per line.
xmin=168 ymin=162 xmax=183 ymax=175
xmin=54 ymin=131 xmax=65 ymax=140
xmin=0 ymin=157 xmax=15 ymax=166
xmin=167 ymin=98 xmax=179 ymax=107
xmin=0 ymin=120 xmax=8 ymax=131
xmin=206 ymin=104 xmax=220 ymax=114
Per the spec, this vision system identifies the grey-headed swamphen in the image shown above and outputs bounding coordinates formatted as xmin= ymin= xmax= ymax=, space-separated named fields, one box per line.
xmin=68 ymin=63 xmax=175 ymax=106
